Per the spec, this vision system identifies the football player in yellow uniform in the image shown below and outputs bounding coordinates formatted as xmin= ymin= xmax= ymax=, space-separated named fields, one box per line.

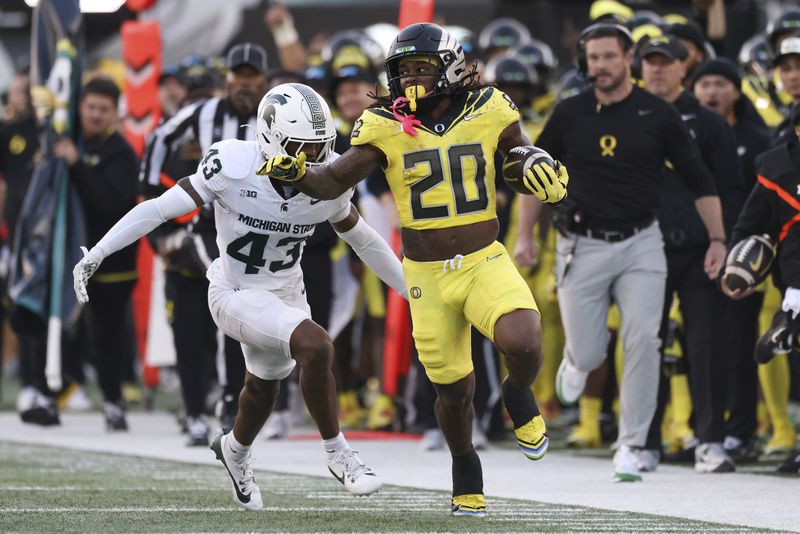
xmin=260 ymin=23 xmax=568 ymax=516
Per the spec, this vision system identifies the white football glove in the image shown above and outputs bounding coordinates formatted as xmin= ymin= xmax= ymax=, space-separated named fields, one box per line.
xmin=73 ymin=246 xmax=102 ymax=304
xmin=782 ymin=287 xmax=800 ymax=319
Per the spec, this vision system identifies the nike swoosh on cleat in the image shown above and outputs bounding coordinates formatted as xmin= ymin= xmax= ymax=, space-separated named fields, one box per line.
xmin=211 ymin=438 xmax=251 ymax=504
xmin=328 ymin=466 xmax=345 ymax=485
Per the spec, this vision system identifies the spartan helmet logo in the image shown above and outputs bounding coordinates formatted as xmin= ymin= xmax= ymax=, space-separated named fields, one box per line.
xmin=281 ymin=202 xmax=289 ymax=212
xmin=262 ymin=93 xmax=288 ymax=129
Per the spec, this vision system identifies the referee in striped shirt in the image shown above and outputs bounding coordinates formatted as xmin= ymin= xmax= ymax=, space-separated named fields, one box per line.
xmin=140 ymin=43 xmax=268 ymax=443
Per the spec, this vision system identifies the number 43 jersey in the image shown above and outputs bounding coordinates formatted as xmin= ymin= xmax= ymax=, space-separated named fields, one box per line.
xmin=188 ymin=139 xmax=352 ymax=292
xmin=350 ymin=87 xmax=519 ymax=230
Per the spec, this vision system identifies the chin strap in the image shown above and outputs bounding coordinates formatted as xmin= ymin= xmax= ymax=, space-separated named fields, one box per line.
xmin=389 ymin=96 xmax=422 ymax=137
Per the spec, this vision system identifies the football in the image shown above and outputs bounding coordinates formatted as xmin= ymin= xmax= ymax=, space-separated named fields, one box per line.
xmin=502 ymin=145 xmax=555 ymax=195
xmin=723 ymin=234 xmax=774 ymax=292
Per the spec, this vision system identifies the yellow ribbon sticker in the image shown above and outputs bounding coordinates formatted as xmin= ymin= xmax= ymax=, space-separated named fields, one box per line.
xmin=599 ymin=134 xmax=617 ymax=157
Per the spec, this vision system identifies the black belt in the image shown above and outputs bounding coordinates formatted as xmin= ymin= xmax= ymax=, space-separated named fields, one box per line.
xmin=573 ymin=217 xmax=655 ymax=243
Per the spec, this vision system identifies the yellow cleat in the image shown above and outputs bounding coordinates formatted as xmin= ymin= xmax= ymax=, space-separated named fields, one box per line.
xmin=451 ymin=493 xmax=486 ymax=517
xmin=566 ymin=420 xmax=601 ymax=449
xmin=514 ymin=415 xmax=549 ymax=460
xmin=367 ymin=394 xmax=395 ymax=430
xmin=337 ymin=391 xmax=365 ymax=429
xmin=764 ymin=426 xmax=798 ymax=456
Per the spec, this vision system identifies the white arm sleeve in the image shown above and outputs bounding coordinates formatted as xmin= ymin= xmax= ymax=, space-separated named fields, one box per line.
xmin=88 ymin=185 xmax=200 ymax=262
xmin=336 ymin=216 xmax=407 ymax=298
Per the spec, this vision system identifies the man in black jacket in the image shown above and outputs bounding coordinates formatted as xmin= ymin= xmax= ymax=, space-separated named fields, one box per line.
xmin=640 ymin=36 xmax=744 ymax=473
xmin=693 ymin=58 xmax=772 ymax=463
xmin=54 ymin=77 xmax=139 ymax=430
xmin=515 ymin=23 xmax=726 ymax=482
xmin=721 ymin=103 xmax=800 ymax=474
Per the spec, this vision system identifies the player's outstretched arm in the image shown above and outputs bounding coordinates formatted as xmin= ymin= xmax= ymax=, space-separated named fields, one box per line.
xmin=330 ymin=203 xmax=407 ymax=299
xmin=259 ymin=145 xmax=384 ymax=200
xmin=73 ymin=177 xmax=205 ymax=304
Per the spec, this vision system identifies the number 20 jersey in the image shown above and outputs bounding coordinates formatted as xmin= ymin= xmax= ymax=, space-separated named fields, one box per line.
xmin=349 ymin=87 xmax=519 ymax=230
xmin=188 ymin=139 xmax=352 ymax=292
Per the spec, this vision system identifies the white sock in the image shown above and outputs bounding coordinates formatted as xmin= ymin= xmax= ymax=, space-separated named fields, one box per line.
xmin=323 ymin=432 xmax=349 ymax=456
xmin=225 ymin=431 xmax=251 ymax=462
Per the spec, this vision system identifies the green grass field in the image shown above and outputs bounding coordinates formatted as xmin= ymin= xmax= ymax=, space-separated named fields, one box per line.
xmin=0 ymin=442 xmax=759 ymax=533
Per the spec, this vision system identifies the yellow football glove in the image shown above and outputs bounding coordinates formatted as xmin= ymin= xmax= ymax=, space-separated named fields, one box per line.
xmin=523 ymin=160 xmax=569 ymax=204
xmin=256 ymin=152 xmax=307 ymax=182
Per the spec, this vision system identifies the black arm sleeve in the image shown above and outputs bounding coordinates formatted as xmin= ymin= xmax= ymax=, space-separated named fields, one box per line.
xmin=70 ymin=143 xmax=139 ymax=220
xmin=664 ymin=108 xmax=717 ymax=198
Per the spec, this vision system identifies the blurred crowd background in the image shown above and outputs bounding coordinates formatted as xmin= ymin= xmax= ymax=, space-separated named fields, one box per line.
xmin=1 ymin=0 xmax=799 ymax=476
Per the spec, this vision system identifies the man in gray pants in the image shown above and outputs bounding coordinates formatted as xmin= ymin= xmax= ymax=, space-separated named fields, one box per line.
xmin=515 ymin=23 xmax=727 ymax=482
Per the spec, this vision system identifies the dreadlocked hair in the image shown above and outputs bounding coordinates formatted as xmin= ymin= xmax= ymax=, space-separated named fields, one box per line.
xmin=368 ymin=62 xmax=492 ymax=109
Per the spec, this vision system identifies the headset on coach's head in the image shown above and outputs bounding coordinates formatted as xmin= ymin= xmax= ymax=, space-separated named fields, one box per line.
xmin=576 ymin=22 xmax=635 ymax=78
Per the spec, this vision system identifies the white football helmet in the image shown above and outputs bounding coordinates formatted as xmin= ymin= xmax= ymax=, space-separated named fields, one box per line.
xmin=256 ymin=83 xmax=336 ymax=166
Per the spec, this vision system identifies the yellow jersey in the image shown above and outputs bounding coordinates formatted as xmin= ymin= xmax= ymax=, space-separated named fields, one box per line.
xmin=350 ymin=87 xmax=520 ymax=230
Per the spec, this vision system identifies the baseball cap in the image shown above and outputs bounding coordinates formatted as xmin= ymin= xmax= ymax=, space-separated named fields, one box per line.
xmin=226 ymin=43 xmax=268 ymax=73
xmin=639 ymin=35 xmax=688 ymax=62
xmin=774 ymin=36 xmax=800 ymax=66
xmin=667 ymin=22 xmax=707 ymax=52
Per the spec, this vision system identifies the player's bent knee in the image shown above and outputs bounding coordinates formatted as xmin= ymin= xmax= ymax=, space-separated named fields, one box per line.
xmin=290 ymin=319 xmax=333 ymax=368
xmin=243 ymin=372 xmax=276 ymax=400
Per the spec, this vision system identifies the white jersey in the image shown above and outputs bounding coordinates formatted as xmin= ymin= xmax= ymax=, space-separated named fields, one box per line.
xmin=188 ymin=139 xmax=352 ymax=292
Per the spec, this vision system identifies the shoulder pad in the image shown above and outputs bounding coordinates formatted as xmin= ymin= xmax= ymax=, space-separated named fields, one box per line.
xmin=211 ymin=140 xmax=259 ymax=180
xmin=350 ymin=108 xmax=396 ymax=146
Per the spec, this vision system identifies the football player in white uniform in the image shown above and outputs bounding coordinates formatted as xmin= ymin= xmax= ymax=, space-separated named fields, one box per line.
xmin=72 ymin=84 xmax=407 ymax=510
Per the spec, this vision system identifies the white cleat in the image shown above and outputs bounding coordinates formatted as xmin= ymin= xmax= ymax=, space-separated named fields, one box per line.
xmin=327 ymin=448 xmax=382 ymax=496
xmin=210 ymin=433 xmax=263 ymax=511
xmin=613 ymin=445 xmax=643 ymax=482
xmin=555 ymin=358 xmax=588 ymax=406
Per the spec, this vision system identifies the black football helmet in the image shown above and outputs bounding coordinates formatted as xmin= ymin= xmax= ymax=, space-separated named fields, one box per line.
xmin=483 ymin=55 xmax=538 ymax=87
xmin=768 ymin=10 xmax=800 ymax=52
xmin=510 ymin=39 xmax=558 ymax=74
xmin=478 ymin=18 xmax=531 ymax=56
xmin=739 ymin=33 xmax=774 ymax=77
xmin=384 ymin=23 xmax=467 ymax=102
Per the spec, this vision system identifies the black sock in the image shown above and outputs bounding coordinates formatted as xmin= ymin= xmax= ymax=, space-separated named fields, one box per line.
xmin=502 ymin=378 xmax=540 ymax=429
xmin=452 ymin=447 xmax=483 ymax=497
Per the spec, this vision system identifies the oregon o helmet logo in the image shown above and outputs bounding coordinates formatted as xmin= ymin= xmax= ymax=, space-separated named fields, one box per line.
xmin=410 ymin=287 xmax=422 ymax=299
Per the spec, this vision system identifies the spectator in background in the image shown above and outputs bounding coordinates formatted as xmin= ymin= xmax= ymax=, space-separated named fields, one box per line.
xmin=158 ymin=65 xmax=187 ymax=118
xmin=640 ymin=36 xmax=743 ymax=473
xmin=771 ymin=38 xmax=800 ymax=146
xmin=667 ymin=21 xmax=714 ymax=88
xmin=53 ymin=77 xmax=139 ymax=431
xmin=264 ymin=0 xmax=307 ymax=71
xmin=0 ymin=71 xmax=44 ymax=416
xmin=692 ymin=58 xmax=771 ymax=463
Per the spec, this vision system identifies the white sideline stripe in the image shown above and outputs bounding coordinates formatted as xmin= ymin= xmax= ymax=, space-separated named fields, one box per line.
xmin=0 ymin=486 xmax=219 ymax=492
xmin=0 ymin=412 xmax=798 ymax=532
